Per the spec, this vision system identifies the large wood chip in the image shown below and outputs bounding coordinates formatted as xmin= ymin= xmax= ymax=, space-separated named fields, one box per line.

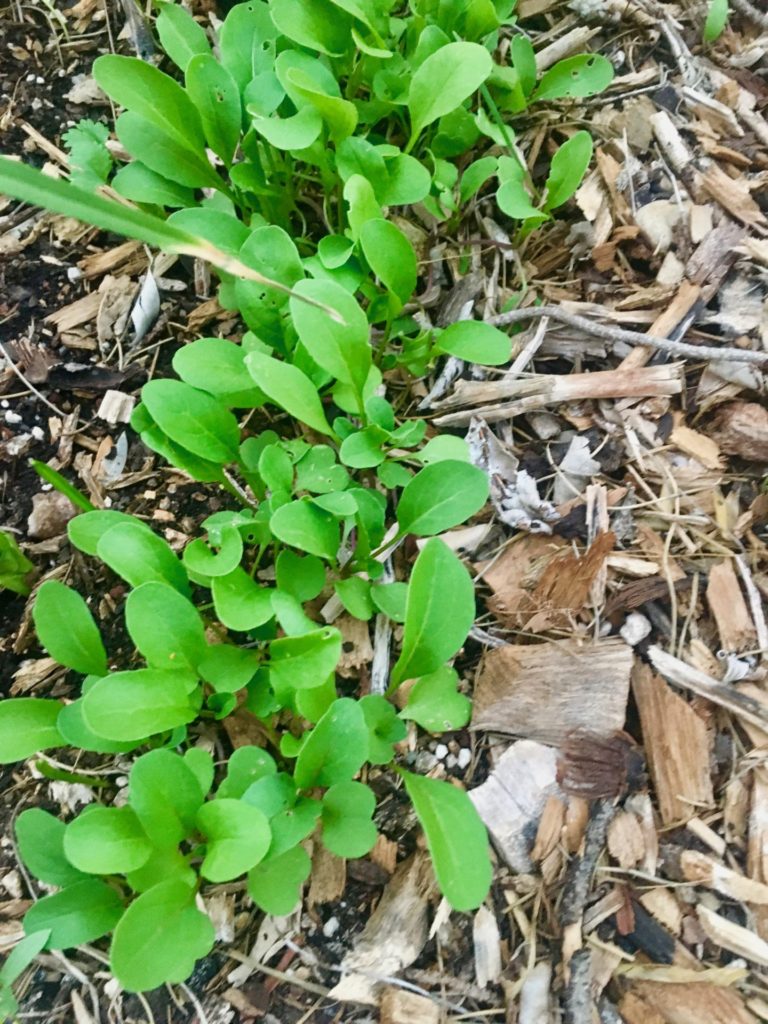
xmin=701 ymin=164 xmax=768 ymax=229
xmin=710 ymin=402 xmax=768 ymax=462
xmin=631 ymin=662 xmax=713 ymax=825
xmin=622 ymin=981 xmax=757 ymax=1024
xmin=469 ymin=740 xmax=562 ymax=873
xmin=329 ymin=852 xmax=434 ymax=1005
xmin=380 ymin=988 xmax=439 ymax=1024
xmin=472 ymin=638 xmax=631 ymax=743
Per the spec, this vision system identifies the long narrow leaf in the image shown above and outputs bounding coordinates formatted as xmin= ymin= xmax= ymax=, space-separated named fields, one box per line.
xmin=0 ymin=157 xmax=337 ymax=316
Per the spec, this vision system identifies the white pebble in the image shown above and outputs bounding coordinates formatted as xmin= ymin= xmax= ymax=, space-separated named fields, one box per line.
xmin=31 ymin=426 xmax=45 ymax=441
xmin=67 ymin=266 xmax=83 ymax=283
xmin=445 ymin=754 xmax=458 ymax=769
xmin=457 ymin=748 xmax=472 ymax=770
xmin=4 ymin=410 xmax=22 ymax=425
xmin=434 ymin=743 xmax=449 ymax=761
xmin=323 ymin=916 xmax=340 ymax=938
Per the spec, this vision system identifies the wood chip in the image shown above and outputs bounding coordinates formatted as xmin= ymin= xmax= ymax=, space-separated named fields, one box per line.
xmin=329 ymin=852 xmax=434 ymax=1005
xmin=631 ymin=662 xmax=714 ymax=825
xmin=681 ymin=850 xmax=768 ymax=905
xmin=707 ymin=560 xmax=758 ymax=653
xmin=380 ymin=988 xmax=440 ymax=1024
xmin=623 ymin=981 xmax=757 ymax=1024
xmin=472 ymin=638 xmax=632 ymax=743
xmin=698 ymin=904 xmax=768 ymax=967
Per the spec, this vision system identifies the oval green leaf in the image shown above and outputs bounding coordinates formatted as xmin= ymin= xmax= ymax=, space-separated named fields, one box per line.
xmin=396 ymin=461 xmax=489 ymax=537
xmin=33 ymin=579 xmax=107 ymax=677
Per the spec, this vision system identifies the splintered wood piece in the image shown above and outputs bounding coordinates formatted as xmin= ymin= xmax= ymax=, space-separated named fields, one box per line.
xmin=707 ymin=560 xmax=757 ymax=653
xmin=619 ymin=281 xmax=701 ymax=370
xmin=380 ymin=988 xmax=439 ymax=1024
xmin=472 ymin=638 xmax=631 ymax=744
xmin=748 ymin=768 xmax=768 ymax=892
xmin=681 ymin=850 xmax=768 ymax=905
xmin=607 ymin=810 xmax=646 ymax=869
xmin=527 ymin=531 xmax=615 ymax=630
xmin=623 ymin=982 xmax=757 ymax=1024
xmin=698 ymin=904 xmax=768 ymax=967
xmin=631 ymin=662 xmax=714 ymax=825
xmin=307 ymin=844 xmax=346 ymax=910
xmin=648 ymin=646 xmax=768 ymax=733
xmin=470 ymin=740 xmax=562 ymax=873
xmin=701 ymin=164 xmax=768 ymax=230
xmin=670 ymin=422 xmax=723 ymax=470
xmin=433 ymin=363 xmax=684 ymax=425
xmin=483 ymin=534 xmax=566 ymax=626
xmin=43 ymin=291 xmax=102 ymax=332
xmin=329 ymin=852 xmax=434 ymax=1005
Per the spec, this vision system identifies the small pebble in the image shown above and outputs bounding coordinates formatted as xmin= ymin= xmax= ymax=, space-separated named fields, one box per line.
xmin=31 ymin=426 xmax=44 ymax=441
xmin=414 ymin=750 xmax=437 ymax=772
xmin=457 ymin=748 xmax=472 ymax=770
xmin=434 ymin=743 xmax=449 ymax=761
xmin=4 ymin=410 xmax=22 ymax=425
xmin=445 ymin=754 xmax=458 ymax=769
xmin=27 ymin=491 xmax=79 ymax=539
xmin=322 ymin=916 xmax=340 ymax=938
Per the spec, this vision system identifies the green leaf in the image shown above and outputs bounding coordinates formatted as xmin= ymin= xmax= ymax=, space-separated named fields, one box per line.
xmin=198 ymin=645 xmax=261 ymax=693
xmin=129 ymin=749 xmax=206 ymax=847
xmin=402 ymin=771 xmax=492 ymax=911
xmin=63 ymin=119 xmax=112 ymax=189
xmin=24 ymin=880 xmax=123 ymax=949
xmin=704 ymin=0 xmax=729 ymax=41
xmin=511 ymin=34 xmax=537 ymax=97
xmin=269 ymin=627 xmax=341 ymax=693
xmin=247 ymin=845 xmax=311 ymax=915
xmin=125 ymin=582 xmax=206 ymax=672
xmin=116 ymin=111 xmax=220 ymax=188
xmin=245 ymin=350 xmax=333 ymax=436
xmin=0 ymin=530 xmax=34 ymax=596
xmin=496 ymin=155 xmax=541 ymax=221
xmin=183 ymin=527 xmax=244 ymax=578
xmin=340 ymin=426 xmax=387 ymax=468
xmin=93 ymin=54 xmax=205 ymax=152
xmin=270 ymin=500 xmax=340 ymax=560
xmin=0 ymin=698 xmax=62 ymax=764
xmin=82 ymin=669 xmax=198 ymax=741
xmin=543 ymin=130 xmax=593 ymax=211
xmin=156 ymin=1 xmax=211 ymax=71
xmin=16 ymin=809 xmax=87 ymax=886
xmin=33 ymin=580 xmax=107 ymax=677
xmin=416 ymin=435 xmax=471 ymax=465
xmin=407 ymin=42 xmax=492 ymax=146
xmin=64 ymin=807 xmax=152 ymax=875
xmin=0 ymin=155 xmax=266 ymax=276
xmin=290 ymin=280 xmax=371 ymax=398
xmin=294 ymin=698 xmax=369 ymax=789
xmin=269 ymin=0 xmax=353 ymax=56
xmin=460 ymin=155 xmax=497 ymax=204
xmin=396 ymin=461 xmax=489 ymax=537
xmin=435 ymin=321 xmax=511 ymax=366
xmin=378 ymin=152 xmax=432 ymax=205
xmin=400 ymin=665 xmax=471 ymax=732
xmin=275 ymin=550 xmax=326 ymax=602
xmin=57 ymin=699 xmax=140 ymax=755
xmin=67 ymin=509 xmax=148 ymax=556
xmin=343 ymin=174 xmax=383 ymax=241
xmin=173 ymin=337 xmax=264 ymax=407
xmin=370 ymin=581 xmax=408 ymax=622
xmin=141 ymin=379 xmax=240 ymax=464
xmin=285 ymin=67 xmax=358 ymax=142
xmin=197 ymin=799 xmax=271 ymax=881
xmin=218 ymin=746 xmax=277 ymax=800
xmin=334 ymin=576 xmax=373 ymax=620
xmin=184 ymin=748 xmax=215 ymax=795
xmin=112 ymin=161 xmax=196 ymax=208
xmin=125 ymin=847 xmax=196 ymax=894
xmin=0 ymin=930 xmax=50 ymax=1009
xmin=97 ymin=522 xmax=190 ymax=596
xmin=186 ymin=54 xmax=241 ymax=164
xmin=110 ymin=880 xmax=215 ymax=992
xmin=250 ymin=106 xmax=323 ymax=150
xmin=321 ymin=781 xmax=377 ymax=858
xmin=212 ymin=567 xmax=274 ymax=632
xmin=532 ymin=54 xmax=614 ymax=103
xmin=220 ymin=0 xmax=279 ymax=90
xmin=391 ymin=538 xmax=474 ymax=686
xmin=359 ymin=219 xmax=417 ymax=306
xmin=360 ymin=694 xmax=406 ymax=764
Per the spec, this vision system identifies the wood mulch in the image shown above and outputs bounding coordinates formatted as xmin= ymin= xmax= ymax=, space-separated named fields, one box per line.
xmin=1 ymin=0 xmax=768 ymax=1021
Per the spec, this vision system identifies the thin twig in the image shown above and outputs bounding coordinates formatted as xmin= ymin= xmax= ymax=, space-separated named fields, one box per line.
xmin=486 ymin=306 xmax=768 ymax=364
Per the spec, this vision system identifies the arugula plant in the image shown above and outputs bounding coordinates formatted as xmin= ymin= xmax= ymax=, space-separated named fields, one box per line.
xmin=0 ymin=0 xmax=617 ymax=997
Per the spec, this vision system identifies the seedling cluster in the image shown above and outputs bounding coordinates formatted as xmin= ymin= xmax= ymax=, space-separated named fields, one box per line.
xmin=0 ymin=0 xmax=613 ymax=1000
